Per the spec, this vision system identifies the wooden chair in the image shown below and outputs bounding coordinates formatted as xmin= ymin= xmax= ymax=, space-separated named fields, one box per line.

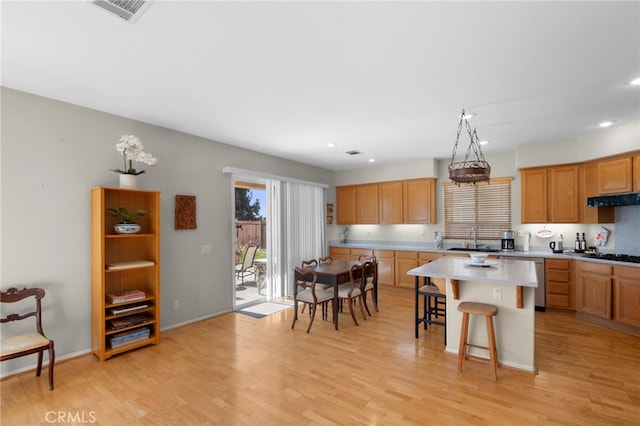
xmin=319 ymin=256 xmax=333 ymax=264
xmin=457 ymin=301 xmax=499 ymax=380
xmin=1 ymin=287 xmax=55 ymax=390
xmin=360 ymin=260 xmax=379 ymax=316
xmin=336 ymin=264 xmax=367 ymax=326
xmin=291 ymin=268 xmax=334 ymax=333
xmin=235 ymin=245 xmax=258 ymax=285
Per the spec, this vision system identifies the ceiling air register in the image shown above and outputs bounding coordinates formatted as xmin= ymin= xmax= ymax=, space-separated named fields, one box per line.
xmin=448 ymin=110 xmax=491 ymax=185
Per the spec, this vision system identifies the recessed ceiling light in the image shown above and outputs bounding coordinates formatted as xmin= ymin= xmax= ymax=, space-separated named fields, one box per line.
xmin=599 ymin=121 xmax=615 ymax=128
xmin=479 ymin=140 xmax=489 ymax=145
xmin=628 ymin=77 xmax=640 ymax=86
xmin=328 ymin=143 xmax=337 ymax=148
xmin=368 ymin=158 xmax=376 ymax=163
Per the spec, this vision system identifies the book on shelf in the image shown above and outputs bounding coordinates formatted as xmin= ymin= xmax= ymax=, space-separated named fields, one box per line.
xmin=105 ymin=260 xmax=155 ymax=270
xmin=106 ymin=289 xmax=146 ymax=304
xmin=109 ymin=327 xmax=150 ymax=348
xmin=108 ymin=303 xmax=149 ymax=316
xmin=108 ymin=314 xmax=149 ymax=330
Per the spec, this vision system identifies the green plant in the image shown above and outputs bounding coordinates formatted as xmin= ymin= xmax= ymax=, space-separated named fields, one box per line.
xmin=106 ymin=207 xmax=146 ymax=224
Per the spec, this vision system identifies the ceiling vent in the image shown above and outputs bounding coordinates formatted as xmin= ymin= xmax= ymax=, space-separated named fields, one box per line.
xmin=91 ymin=0 xmax=152 ymax=23
xmin=345 ymin=150 xmax=365 ymax=156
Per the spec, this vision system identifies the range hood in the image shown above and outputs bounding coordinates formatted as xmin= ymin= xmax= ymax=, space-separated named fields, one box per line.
xmin=587 ymin=193 xmax=640 ymax=207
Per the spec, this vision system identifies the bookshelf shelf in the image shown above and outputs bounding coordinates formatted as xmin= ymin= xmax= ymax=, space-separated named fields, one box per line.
xmin=91 ymin=187 xmax=161 ymax=362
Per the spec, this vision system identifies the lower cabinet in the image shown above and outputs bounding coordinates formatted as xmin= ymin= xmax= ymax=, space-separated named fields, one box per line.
xmin=395 ymin=251 xmax=418 ymax=288
xmin=576 ymin=262 xmax=612 ymax=319
xmin=546 ymin=259 xmax=575 ymax=310
xmin=329 ymin=247 xmax=350 ymax=261
xmin=374 ymin=250 xmax=395 ymax=286
xmin=613 ymin=266 xmax=640 ymax=328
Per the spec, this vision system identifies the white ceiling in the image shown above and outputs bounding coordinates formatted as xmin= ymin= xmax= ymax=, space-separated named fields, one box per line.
xmin=2 ymin=1 xmax=639 ymax=171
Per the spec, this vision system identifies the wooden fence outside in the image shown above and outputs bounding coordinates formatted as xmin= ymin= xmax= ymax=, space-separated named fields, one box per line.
xmin=235 ymin=220 xmax=266 ymax=249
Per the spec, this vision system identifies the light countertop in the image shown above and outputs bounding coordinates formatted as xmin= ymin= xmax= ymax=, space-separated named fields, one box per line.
xmin=407 ymin=257 xmax=538 ymax=287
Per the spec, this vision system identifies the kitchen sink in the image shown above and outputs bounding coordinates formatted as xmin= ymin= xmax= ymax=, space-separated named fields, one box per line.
xmin=447 ymin=247 xmax=501 ymax=253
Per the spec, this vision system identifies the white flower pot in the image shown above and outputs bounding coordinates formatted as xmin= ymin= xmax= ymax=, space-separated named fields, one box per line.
xmin=113 ymin=223 xmax=142 ymax=234
xmin=119 ymin=174 xmax=138 ymax=189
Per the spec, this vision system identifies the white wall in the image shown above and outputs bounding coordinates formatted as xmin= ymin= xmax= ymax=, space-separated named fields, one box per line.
xmin=0 ymin=88 xmax=334 ymax=375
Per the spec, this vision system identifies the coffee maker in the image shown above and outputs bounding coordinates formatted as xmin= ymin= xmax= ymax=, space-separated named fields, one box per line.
xmin=501 ymin=230 xmax=515 ymax=251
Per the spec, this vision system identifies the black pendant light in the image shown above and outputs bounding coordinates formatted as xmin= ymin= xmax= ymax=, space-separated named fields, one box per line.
xmin=448 ymin=109 xmax=491 ymax=185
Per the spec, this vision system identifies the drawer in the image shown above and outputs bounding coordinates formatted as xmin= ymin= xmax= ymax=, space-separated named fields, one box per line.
xmin=373 ymin=249 xmax=394 ymax=259
xmin=330 ymin=247 xmax=350 ymax=255
xmin=614 ymin=265 xmax=640 ymax=279
xmin=548 ymin=294 xmax=570 ymax=308
xmin=395 ymin=250 xmax=418 ymax=260
xmin=548 ymin=282 xmax=569 ymax=295
xmin=547 ymin=259 xmax=570 ymax=270
xmin=419 ymin=252 xmax=443 ymax=262
xmin=547 ymin=270 xmax=570 ymax=282
xmin=350 ymin=248 xmax=373 ymax=257
xmin=579 ymin=261 xmax=612 ymax=275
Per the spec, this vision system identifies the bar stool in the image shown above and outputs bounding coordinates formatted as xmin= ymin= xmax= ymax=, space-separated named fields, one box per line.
xmin=415 ymin=277 xmax=446 ymax=344
xmin=457 ymin=301 xmax=499 ymax=380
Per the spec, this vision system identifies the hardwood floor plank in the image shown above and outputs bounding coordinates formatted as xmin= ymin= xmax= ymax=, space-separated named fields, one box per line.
xmin=2 ymin=285 xmax=639 ymax=425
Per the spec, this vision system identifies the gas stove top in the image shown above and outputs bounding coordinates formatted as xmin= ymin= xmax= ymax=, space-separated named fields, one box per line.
xmin=585 ymin=253 xmax=640 ymax=264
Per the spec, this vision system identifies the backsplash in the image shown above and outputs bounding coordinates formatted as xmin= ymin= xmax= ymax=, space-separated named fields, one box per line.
xmin=614 ymin=206 xmax=640 ymax=255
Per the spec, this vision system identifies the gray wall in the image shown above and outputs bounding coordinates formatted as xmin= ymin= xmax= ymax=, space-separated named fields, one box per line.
xmin=0 ymin=87 xmax=333 ymax=374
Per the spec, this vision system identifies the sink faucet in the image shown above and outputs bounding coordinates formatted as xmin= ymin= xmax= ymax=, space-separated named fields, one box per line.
xmin=469 ymin=226 xmax=478 ymax=249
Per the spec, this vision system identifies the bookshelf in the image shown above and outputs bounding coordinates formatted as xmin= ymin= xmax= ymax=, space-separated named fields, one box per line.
xmin=91 ymin=187 xmax=160 ymax=361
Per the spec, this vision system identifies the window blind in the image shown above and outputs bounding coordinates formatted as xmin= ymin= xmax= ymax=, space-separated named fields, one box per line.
xmin=443 ymin=177 xmax=512 ymax=240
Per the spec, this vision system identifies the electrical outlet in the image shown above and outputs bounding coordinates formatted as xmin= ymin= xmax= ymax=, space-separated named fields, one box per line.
xmin=173 ymin=300 xmax=180 ymax=310
xmin=493 ymin=288 xmax=502 ymax=300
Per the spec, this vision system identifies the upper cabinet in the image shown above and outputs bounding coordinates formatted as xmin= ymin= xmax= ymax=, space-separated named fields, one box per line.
xmin=521 ymin=164 xmax=580 ymax=223
xmin=598 ymin=156 xmax=633 ymax=194
xmin=336 ymin=178 xmax=436 ymax=225
xmin=583 ymin=161 xmax=615 ymax=223
xmin=336 ymin=186 xmax=357 ymax=224
xmin=403 ymin=178 xmax=436 ymax=224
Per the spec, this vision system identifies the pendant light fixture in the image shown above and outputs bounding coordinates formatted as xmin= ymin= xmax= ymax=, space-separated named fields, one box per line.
xmin=448 ymin=109 xmax=491 ymax=185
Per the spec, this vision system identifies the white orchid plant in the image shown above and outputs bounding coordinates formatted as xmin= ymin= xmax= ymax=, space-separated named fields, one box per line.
xmin=111 ymin=134 xmax=158 ymax=175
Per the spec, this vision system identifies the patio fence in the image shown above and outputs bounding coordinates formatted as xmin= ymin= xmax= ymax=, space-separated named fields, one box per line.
xmin=235 ymin=220 xmax=266 ymax=249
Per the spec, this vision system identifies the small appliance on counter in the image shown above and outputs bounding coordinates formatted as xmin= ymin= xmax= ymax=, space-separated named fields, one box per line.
xmin=522 ymin=231 xmax=531 ymax=252
xmin=501 ymin=230 xmax=515 ymax=252
xmin=549 ymin=240 xmax=563 ymax=253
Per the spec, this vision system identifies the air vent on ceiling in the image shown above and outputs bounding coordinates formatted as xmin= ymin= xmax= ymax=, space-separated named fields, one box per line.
xmin=91 ymin=0 xmax=152 ymax=23
xmin=345 ymin=150 xmax=365 ymax=156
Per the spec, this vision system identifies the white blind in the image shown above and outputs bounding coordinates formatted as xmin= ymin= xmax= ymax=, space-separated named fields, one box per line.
xmin=443 ymin=177 xmax=512 ymax=240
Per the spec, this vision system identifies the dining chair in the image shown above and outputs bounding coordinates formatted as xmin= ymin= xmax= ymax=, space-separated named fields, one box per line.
xmin=291 ymin=268 xmax=334 ymax=333
xmin=1 ymin=287 xmax=55 ymax=390
xmin=361 ymin=260 xmax=379 ymax=316
xmin=319 ymin=256 xmax=333 ymax=264
xmin=336 ymin=264 xmax=367 ymax=326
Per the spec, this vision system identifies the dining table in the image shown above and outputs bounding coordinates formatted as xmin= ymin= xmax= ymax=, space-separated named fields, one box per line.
xmin=294 ymin=260 xmax=373 ymax=330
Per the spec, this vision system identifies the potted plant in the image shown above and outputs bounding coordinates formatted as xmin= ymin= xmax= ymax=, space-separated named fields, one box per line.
xmin=111 ymin=134 xmax=158 ymax=189
xmin=107 ymin=208 xmax=146 ymax=234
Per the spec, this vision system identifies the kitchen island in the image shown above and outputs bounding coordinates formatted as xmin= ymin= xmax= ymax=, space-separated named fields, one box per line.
xmin=408 ymin=256 xmax=539 ymax=373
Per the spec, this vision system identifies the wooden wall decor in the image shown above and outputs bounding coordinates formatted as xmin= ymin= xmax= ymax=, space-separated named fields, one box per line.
xmin=175 ymin=195 xmax=197 ymax=230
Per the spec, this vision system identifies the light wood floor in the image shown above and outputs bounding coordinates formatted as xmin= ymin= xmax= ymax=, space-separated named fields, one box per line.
xmin=2 ymin=285 xmax=639 ymax=425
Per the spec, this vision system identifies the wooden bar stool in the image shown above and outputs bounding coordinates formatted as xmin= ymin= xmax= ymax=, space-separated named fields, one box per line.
xmin=415 ymin=277 xmax=446 ymax=344
xmin=457 ymin=301 xmax=499 ymax=380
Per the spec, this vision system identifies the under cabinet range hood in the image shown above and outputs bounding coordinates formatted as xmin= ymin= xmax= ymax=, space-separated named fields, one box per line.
xmin=587 ymin=193 xmax=640 ymax=207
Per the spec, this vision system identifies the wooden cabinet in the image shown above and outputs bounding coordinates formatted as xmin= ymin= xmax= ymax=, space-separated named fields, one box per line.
xmin=521 ymin=167 xmax=548 ymax=223
xmin=576 ymin=262 xmax=612 ymax=319
xmin=546 ymin=259 xmax=574 ymax=310
xmin=582 ymin=162 xmax=615 ymax=223
xmin=91 ymin=187 xmax=160 ymax=362
xmin=403 ymin=178 xmax=436 ymax=224
xmin=336 ymin=178 xmax=436 ymax=225
xmin=549 ymin=164 xmax=580 ymax=223
xmin=521 ymin=165 xmax=580 ymax=223
xmin=395 ymin=251 xmax=418 ymax=288
xmin=613 ymin=266 xmax=640 ymax=328
xmin=356 ymin=184 xmax=379 ymax=224
xmin=634 ymin=155 xmax=640 ymax=192
xmin=374 ymin=250 xmax=395 ymax=286
xmin=329 ymin=246 xmax=350 ymax=261
xmin=598 ymin=156 xmax=633 ymax=194
xmin=336 ymin=186 xmax=357 ymax=224
xmin=378 ymin=181 xmax=403 ymax=224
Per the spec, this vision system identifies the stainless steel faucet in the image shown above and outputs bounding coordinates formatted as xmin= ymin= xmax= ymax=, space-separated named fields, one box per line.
xmin=469 ymin=226 xmax=478 ymax=249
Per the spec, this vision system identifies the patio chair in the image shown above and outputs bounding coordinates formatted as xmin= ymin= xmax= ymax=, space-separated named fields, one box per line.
xmin=236 ymin=246 xmax=258 ymax=285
